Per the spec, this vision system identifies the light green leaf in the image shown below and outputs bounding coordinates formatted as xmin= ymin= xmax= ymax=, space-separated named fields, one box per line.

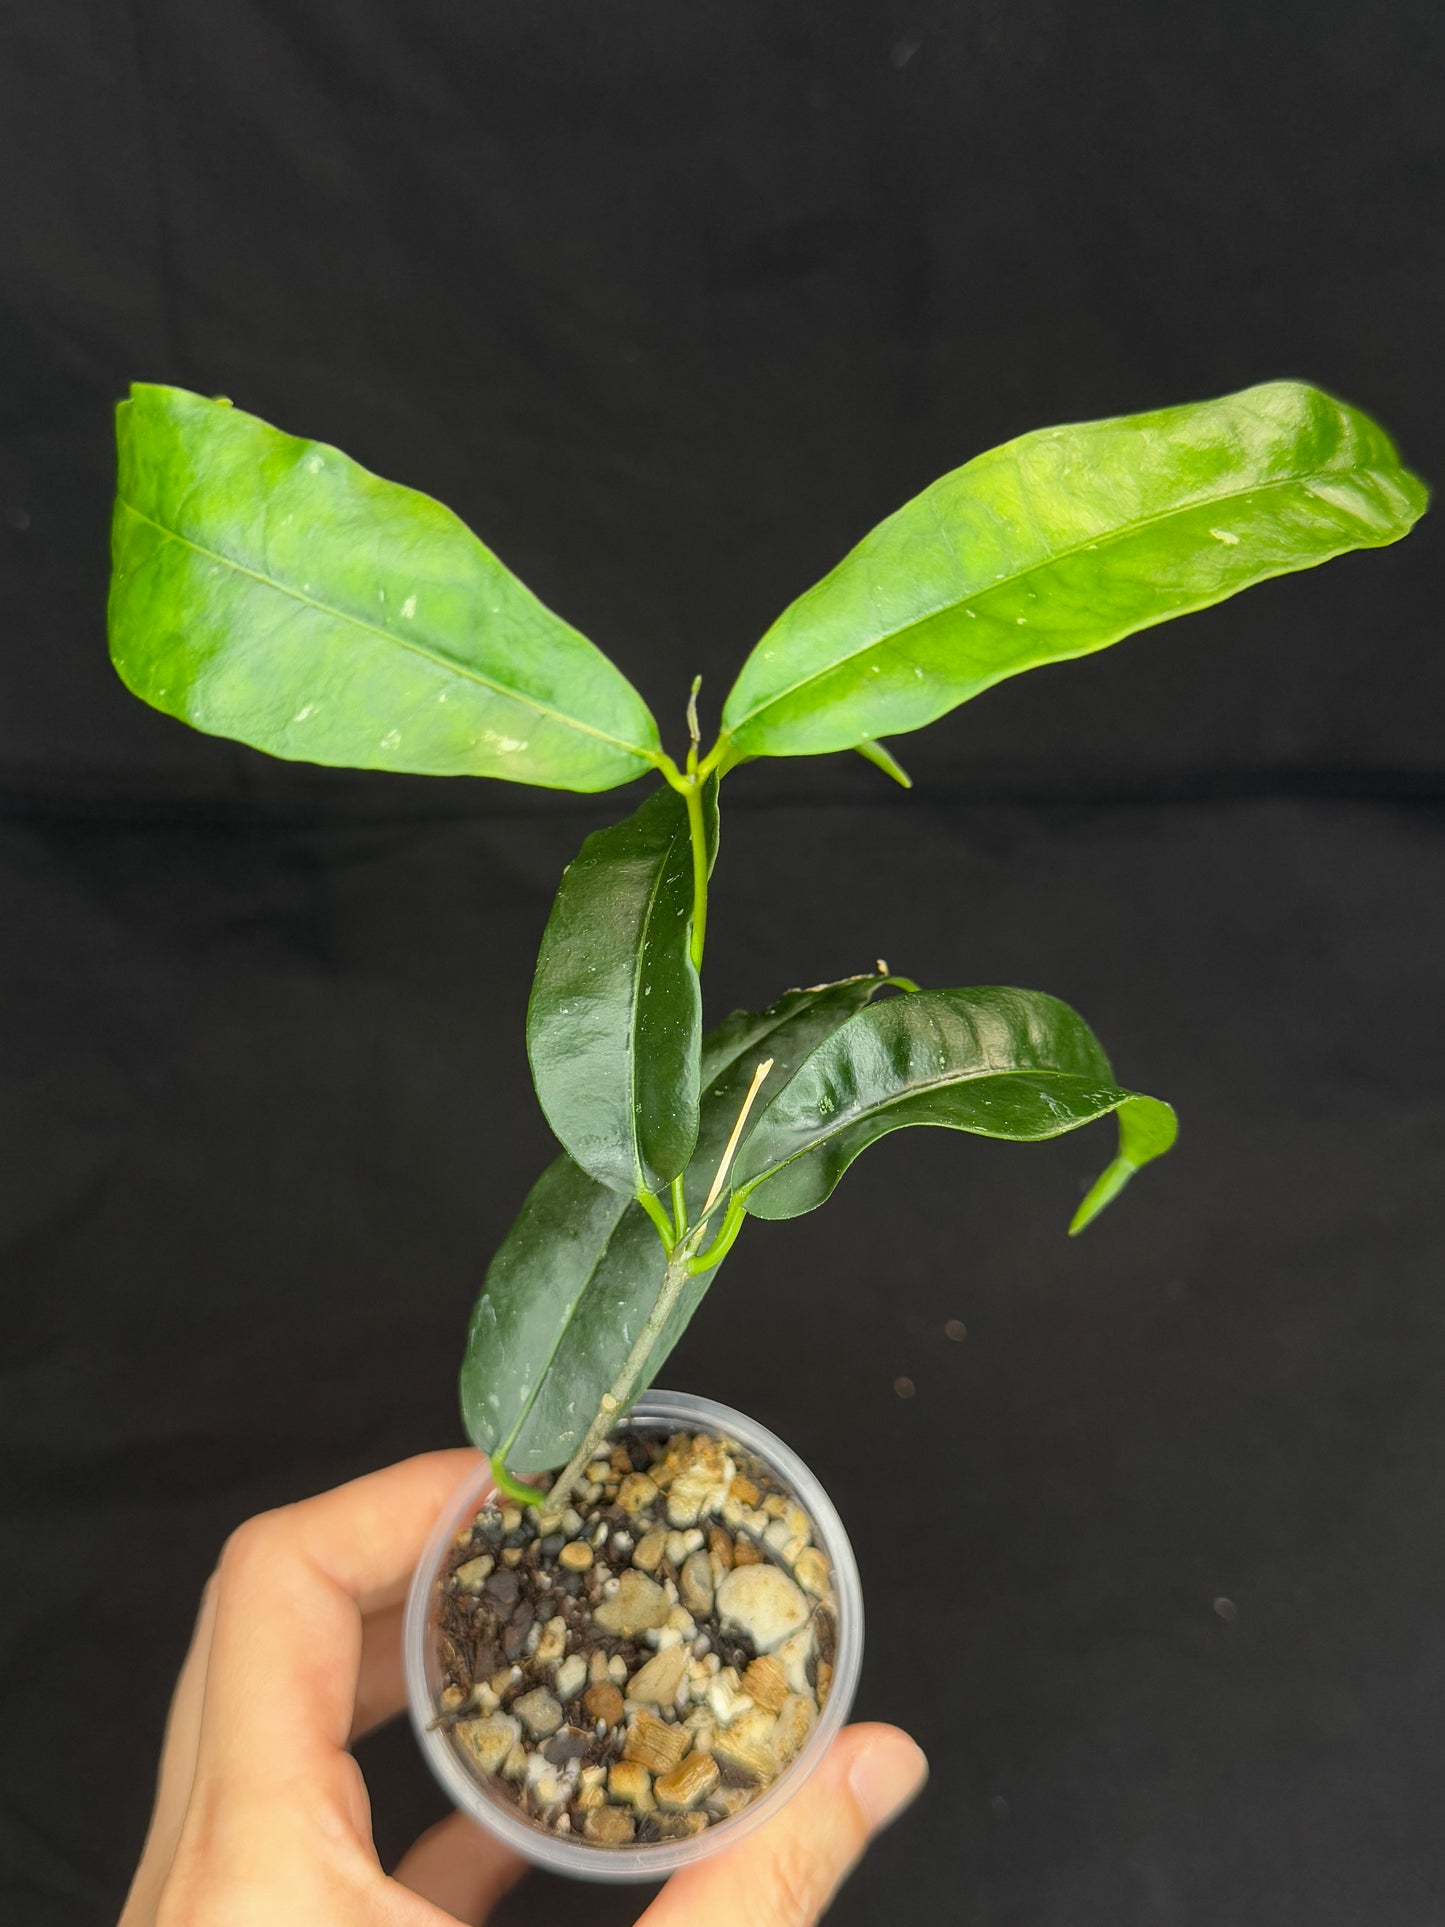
xmin=526 ymin=781 xmax=718 ymax=1196
xmin=108 ymin=384 xmax=661 ymax=790
xmin=462 ymin=974 xmax=886 ymax=1471
xmin=720 ymin=382 xmax=1427 ymax=760
xmin=854 ymin=740 xmax=913 ymax=788
xmin=734 ymin=986 xmax=1176 ymax=1227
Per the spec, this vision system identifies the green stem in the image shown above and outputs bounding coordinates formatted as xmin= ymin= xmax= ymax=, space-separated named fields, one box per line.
xmin=687 ymin=1192 xmax=748 ymax=1273
xmin=547 ymin=1244 xmax=696 ymax=1510
xmin=635 ymin=1188 xmax=676 ymax=1253
xmin=670 ymin=1173 xmax=688 ymax=1240
xmin=682 ymin=777 xmax=709 ymax=971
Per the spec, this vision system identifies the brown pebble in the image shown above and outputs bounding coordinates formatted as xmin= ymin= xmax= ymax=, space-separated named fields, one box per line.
xmin=582 ymin=1805 xmax=636 ymax=1846
xmin=707 ymin=1525 xmax=733 ymax=1571
xmin=610 ymin=1444 xmax=634 ymax=1474
xmin=627 ymin=1644 xmax=687 ymax=1707
xmin=584 ymin=1681 xmax=625 ymax=1726
xmin=617 ymin=1473 xmax=660 ymax=1516
xmin=501 ymin=1546 xmax=523 ymax=1567
xmin=655 ymin=1751 xmax=720 ymax=1812
xmin=741 ymin=1655 xmax=788 ymax=1713
xmin=731 ymin=1537 xmax=764 ymax=1567
xmin=793 ymin=1546 xmax=831 ymax=1599
xmin=607 ymin=1760 xmax=656 ymax=1810
xmin=652 ymin=1812 xmax=708 ymax=1839
xmin=558 ymin=1541 xmax=594 ymax=1572
xmin=729 ymin=1474 xmax=760 ymax=1508
xmin=632 ymin=1527 xmax=667 ymax=1572
xmin=772 ymin=1692 xmax=816 ymax=1764
xmin=623 ymin=1709 xmax=690 ymax=1775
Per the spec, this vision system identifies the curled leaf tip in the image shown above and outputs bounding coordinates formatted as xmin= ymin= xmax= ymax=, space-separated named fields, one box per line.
xmin=1069 ymin=1157 xmax=1137 ymax=1236
xmin=855 ymin=739 xmax=913 ymax=788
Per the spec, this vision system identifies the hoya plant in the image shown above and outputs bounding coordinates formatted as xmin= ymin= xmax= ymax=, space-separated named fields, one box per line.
xmin=109 ymin=379 xmax=1425 ymax=1510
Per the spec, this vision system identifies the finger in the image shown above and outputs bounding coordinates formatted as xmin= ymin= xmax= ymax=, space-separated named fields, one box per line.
xmin=194 ymin=1449 xmax=482 ymax=1805
xmin=351 ymin=1599 xmax=407 ymax=1742
xmin=118 ymin=1579 xmax=218 ymax=1926
xmin=391 ymin=1811 xmax=526 ymax=1926
xmin=639 ymin=1724 xmax=927 ymax=1927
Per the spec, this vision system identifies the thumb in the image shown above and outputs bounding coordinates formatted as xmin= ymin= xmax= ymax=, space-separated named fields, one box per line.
xmin=390 ymin=1811 xmax=526 ymax=1924
xmin=638 ymin=1724 xmax=927 ymax=1927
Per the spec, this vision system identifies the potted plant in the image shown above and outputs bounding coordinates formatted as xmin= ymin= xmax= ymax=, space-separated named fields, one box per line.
xmin=107 ymin=378 xmax=1425 ymax=1878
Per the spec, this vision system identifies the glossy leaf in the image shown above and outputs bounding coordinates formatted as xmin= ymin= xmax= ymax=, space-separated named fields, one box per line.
xmin=527 ymin=781 xmax=718 ymax=1196
xmin=685 ymin=973 xmax=888 ymax=1215
xmin=719 ymin=382 xmax=1427 ymax=761
xmin=461 ymin=975 xmax=886 ymax=1470
xmin=734 ymin=986 xmax=1176 ymax=1227
xmin=109 ymin=384 xmax=661 ymax=790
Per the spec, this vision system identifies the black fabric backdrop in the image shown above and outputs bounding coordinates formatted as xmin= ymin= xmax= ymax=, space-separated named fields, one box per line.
xmin=2 ymin=5 xmax=1443 ymax=1924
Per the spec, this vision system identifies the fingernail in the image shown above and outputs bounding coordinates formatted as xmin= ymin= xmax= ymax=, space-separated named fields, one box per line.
xmin=849 ymin=1734 xmax=930 ymax=1832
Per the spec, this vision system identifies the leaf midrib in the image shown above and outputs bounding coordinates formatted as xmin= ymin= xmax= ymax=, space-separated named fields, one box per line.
xmin=745 ymin=1062 xmax=1130 ymax=1183
xmin=626 ymin=807 xmax=694 ymax=1193
xmin=116 ymin=496 xmax=657 ymax=761
xmin=723 ymin=458 xmax=1399 ymax=733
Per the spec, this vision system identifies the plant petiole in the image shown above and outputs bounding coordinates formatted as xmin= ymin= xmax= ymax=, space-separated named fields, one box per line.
xmin=687 ymin=1192 xmax=748 ymax=1274
xmin=490 ymin=1450 xmax=545 ymax=1508
xmin=636 ymin=1187 xmax=676 ymax=1253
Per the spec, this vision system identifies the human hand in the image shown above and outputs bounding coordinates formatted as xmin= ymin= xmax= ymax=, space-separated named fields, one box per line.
xmin=121 ymin=1451 xmax=928 ymax=1925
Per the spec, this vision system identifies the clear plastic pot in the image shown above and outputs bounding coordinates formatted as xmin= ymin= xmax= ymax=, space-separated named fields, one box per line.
xmin=404 ymin=1389 xmax=865 ymax=1883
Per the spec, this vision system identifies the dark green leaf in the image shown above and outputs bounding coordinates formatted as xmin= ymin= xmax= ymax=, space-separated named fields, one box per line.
xmin=733 ymin=986 xmax=1176 ymax=1228
xmin=527 ymin=781 xmax=718 ymax=1196
xmin=720 ymin=382 xmax=1427 ymax=761
xmin=462 ymin=974 xmax=886 ymax=1470
xmin=109 ymin=384 xmax=661 ymax=790
xmin=686 ymin=973 xmax=888 ymax=1215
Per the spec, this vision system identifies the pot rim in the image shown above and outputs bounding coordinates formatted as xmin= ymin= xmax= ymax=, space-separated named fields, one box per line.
xmin=403 ymin=1388 xmax=865 ymax=1883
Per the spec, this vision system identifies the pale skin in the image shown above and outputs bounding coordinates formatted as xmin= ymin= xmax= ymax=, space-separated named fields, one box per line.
xmin=121 ymin=1450 xmax=928 ymax=1926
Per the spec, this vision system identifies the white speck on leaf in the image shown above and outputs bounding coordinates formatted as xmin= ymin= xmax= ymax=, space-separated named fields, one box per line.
xmin=1209 ymin=527 xmax=1240 ymax=545
xmin=436 ymin=690 xmax=449 ymax=703
xmin=1015 ymin=616 xmax=1027 ymax=625
xmin=292 ymin=704 xmax=315 ymax=722
xmin=401 ymin=594 xmax=417 ymax=618
xmin=380 ymin=729 xmax=402 ymax=750
xmin=306 ymin=456 xmax=323 ymax=474
xmin=964 ymin=608 xmax=976 ymax=618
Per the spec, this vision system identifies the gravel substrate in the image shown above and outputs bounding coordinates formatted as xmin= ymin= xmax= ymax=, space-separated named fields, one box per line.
xmin=431 ymin=1426 xmax=838 ymax=1848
